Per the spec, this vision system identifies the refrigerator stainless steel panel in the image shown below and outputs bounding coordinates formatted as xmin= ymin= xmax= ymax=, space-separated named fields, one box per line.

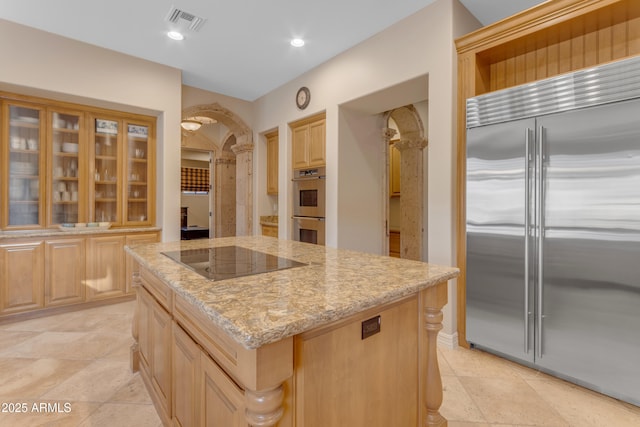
xmin=466 ymin=117 xmax=535 ymax=363
xmin=536 ymin=98 xmax=640 ymax=404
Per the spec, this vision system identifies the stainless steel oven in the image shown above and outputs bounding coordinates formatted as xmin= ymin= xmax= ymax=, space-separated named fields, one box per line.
xmin=292 ymin=216 xmax=325 ymax=246
xmin=292 ymin=167 xmax=325 ymax=245
xmin=292 ymin=167 xmax=325 ymax=218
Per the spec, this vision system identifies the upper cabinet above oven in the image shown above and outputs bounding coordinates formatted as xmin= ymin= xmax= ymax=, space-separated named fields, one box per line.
xmin=291 ymin=113 xmax=325 ymax=170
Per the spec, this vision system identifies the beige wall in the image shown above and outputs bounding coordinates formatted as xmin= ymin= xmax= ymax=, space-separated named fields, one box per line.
xmin=252 ymin=0 xmax=480 ymax=340
xmin=0 ymin=18 xmax=183 ymax=241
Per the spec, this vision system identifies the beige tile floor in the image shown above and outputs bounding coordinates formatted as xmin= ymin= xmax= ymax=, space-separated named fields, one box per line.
xmin=0 ymin=300 xmax=638 ymax=426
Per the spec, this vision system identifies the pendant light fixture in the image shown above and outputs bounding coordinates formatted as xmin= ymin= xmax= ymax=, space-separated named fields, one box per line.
xmin=180 ymin=119 xmax=203 ymax=131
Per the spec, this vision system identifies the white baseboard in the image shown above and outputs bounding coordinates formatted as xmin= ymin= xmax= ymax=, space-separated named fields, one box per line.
xmin=437 ymin=331 xmax=458 ymax=349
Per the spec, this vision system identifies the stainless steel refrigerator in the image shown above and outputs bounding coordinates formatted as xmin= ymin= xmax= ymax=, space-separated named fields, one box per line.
xmin=466 ymin=56 xmax=640 ymax=406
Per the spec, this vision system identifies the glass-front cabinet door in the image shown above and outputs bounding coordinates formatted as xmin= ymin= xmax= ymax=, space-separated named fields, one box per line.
xmin=125 ymin=121 xmax=152 ymax=225
xmin=3 ymin=102 xmax=45 ymax=228
xmin=91 ymin=116 xmax=121 ymax=224
xmin=2 ymin=93 xmax=155 ymax=231
xmin=48 ymin=109 xmax=85 ymax=225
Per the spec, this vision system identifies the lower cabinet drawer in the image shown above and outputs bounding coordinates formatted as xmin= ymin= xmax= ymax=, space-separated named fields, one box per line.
xmin=201 ymin=347 xmax=247 ymax=427
xmin=172 ymin=321 xmax=247 ymax=427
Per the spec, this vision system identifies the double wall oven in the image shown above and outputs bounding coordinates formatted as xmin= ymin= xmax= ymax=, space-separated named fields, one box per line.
xmin=292 ymin=167 xmax=325 ymax=245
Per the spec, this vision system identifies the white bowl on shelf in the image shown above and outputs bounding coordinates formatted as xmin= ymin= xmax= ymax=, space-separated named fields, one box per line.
xmin=62 ymin=142 xmax=79 ymax=153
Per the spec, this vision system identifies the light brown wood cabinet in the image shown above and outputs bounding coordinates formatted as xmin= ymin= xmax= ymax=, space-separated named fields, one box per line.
xmin=172 ymin=322 xmax=201 ymax=427
xmin=291 ymin=113 xmax=326 ymax=170
xmin=294 ymin=297 xmax=419 ymax=426
xmin=172 ymin=315 xmax=247 ymax=427
xmin=86 ymin=235 xmax=126 ymax=301
xmin=389 ymin=230 xmax=400 ymax=258
xmin=137 ymin=284 xmax=172 ymax=425
xmin=389 ymin=140 xmax=401 ymax=197
xmin=201 ymin=345 xmax=246 ymax=427
xmin=1 ymin=91 xmax=156 ymax=230
xmin=0 ymin=229 xmax=159 ymax=321
xmin=0 ymin=240 xmax=44 ymax=315
xmin=44 ymin=238 xmax=85 ymax=306
xmin=132 ymin=260 xmax=451 ymax=427
xmin=89 ymin=113 xmax=156 ymax=226
xmin=125 ymin=233 xmax=160 ymax=294
xmin=265 ymin=131 xmax=278 ymax=195
xmin=150 ymin=292 xmax=172 ymax=420
xmin=261 ymin=224 xmax=278 ymax=238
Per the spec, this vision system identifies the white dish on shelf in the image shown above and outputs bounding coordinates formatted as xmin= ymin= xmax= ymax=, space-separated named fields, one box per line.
xmin=62 ymin=142 xmax=79 ymax=153
xmin=17 ymin=116 xmax=39 ymax=123
xmin=58 ymin=222 xmax=111 ymax=231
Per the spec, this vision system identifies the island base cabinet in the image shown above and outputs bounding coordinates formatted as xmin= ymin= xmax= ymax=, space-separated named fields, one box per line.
xmin=0 ymin=241 xmax=44 ymax=315
xmin=172 ymin=322 xmax=200 ymax=427
xmin=172 ymin=321 xmax=247 ymax=427
xmin=125 ymin=233 xmax=160 ymax=294
xmin=130 ymin=257 xmax=453 ymax=427
xmin=201 ymin=346 xmax=247 ymax=427
xmin=137 ymin=285 xmax=172 ymax=426
xmin=294 ymin=296 xmax=419 ymax=427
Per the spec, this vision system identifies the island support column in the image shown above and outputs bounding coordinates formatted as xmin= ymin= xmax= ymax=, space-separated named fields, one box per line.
xmin=245 ymin=385 xmax=285 ymax=426
xmin=239 ymin=337 xmax=293 ymax=427
xmin=421 ymin=281 xmax=448 ymax=427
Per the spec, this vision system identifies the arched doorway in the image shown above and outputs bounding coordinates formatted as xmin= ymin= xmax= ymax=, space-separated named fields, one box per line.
xmin=181 ymin=103 xmax=253 ymax=236
xmin=382 ymin=105 xmax=427 ymax=261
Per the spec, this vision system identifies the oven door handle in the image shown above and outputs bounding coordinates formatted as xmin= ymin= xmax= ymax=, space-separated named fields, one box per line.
xmin=291 ymin=176 xmax=326 ymax=181
xmin=292 ymin=216 xmax=325 ymax=221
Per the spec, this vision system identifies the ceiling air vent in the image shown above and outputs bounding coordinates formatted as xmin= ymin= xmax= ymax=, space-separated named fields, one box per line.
xmin=165 ymin=6 xmax=206 ymax=32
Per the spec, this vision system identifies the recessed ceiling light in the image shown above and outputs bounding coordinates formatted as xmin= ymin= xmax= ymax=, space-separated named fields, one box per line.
xmin=167 ymin=31 xmax=185 ymax=41
xmin=290 ymin=38 xmax=305 ymax=47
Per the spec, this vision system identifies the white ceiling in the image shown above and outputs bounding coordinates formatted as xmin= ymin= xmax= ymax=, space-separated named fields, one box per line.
xmin=0 ymin=0 xmax=546 ymax=101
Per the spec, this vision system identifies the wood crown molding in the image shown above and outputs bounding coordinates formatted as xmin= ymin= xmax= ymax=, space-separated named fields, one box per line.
xmin=456 ymin=0 xmax=624 ymax=54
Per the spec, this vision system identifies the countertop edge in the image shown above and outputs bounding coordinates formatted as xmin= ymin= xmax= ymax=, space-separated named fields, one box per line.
xmin=1 ymin=226 xmax=162 ymax=240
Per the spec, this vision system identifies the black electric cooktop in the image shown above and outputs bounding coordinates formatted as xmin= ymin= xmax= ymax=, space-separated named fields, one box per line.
xmin=161 ymin=246 xmax=306 ymax=281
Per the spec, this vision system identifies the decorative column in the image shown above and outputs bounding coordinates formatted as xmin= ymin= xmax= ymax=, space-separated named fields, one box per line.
xmin=231 ymin=134 xmax=254 ymax=236
xmin=393 ymin=134 xmax=428 ymax=261
xmin=382 ymin=128 xmax=398 ymax=255
xmin=214 ymin=156 xmax=236 ymax=237
xmin=382 ymin=127 xmax=398 ymax=192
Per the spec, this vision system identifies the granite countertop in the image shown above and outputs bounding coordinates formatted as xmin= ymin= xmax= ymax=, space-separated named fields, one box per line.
xmin=125 ymin=236 xmax=459 ymax=350
xmin=0 ymin=226 xmax=161 ymax=240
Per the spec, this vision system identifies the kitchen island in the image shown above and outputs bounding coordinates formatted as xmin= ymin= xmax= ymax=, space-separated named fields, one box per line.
xmin=125 ymin=236 xmax=459 ymax=427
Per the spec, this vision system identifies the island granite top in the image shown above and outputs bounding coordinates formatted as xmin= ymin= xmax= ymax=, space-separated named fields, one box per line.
xmin=125 ymin=236 xmax=459 ymax=350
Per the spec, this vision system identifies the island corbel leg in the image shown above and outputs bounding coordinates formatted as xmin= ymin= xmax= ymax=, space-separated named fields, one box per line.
xmin=421 ymin=281 xmax=448 ymax=427
xmin=244 ymin=383 xmax=285 ymax=427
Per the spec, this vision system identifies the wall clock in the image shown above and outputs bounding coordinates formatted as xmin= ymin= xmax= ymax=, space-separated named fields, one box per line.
xmin=296 ymin=86 xmax=311 ymax=110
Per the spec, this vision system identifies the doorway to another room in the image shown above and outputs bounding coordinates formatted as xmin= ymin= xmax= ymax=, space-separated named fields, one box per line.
xmin=180 ymin=149 xmax=213 ymax=240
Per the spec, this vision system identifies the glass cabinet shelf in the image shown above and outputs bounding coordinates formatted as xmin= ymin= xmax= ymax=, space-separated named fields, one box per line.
xmin=6 ymin=103 xmax=43 ymax=227
xmin=2 ymin=94 xmax=155 ymax=230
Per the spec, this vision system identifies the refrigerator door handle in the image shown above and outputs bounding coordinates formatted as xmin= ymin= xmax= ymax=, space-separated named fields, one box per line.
xmin=536 ymin=126 xmax=546 ymax=359
xmin=524 ymin=128 xmax=532 ymax=354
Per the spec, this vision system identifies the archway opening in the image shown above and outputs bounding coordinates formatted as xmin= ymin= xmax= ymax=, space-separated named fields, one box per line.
xmin=383 ymin=104 xmax=427 ymax=261
xmin=181 ymin=103 xmax=253 ymax=237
